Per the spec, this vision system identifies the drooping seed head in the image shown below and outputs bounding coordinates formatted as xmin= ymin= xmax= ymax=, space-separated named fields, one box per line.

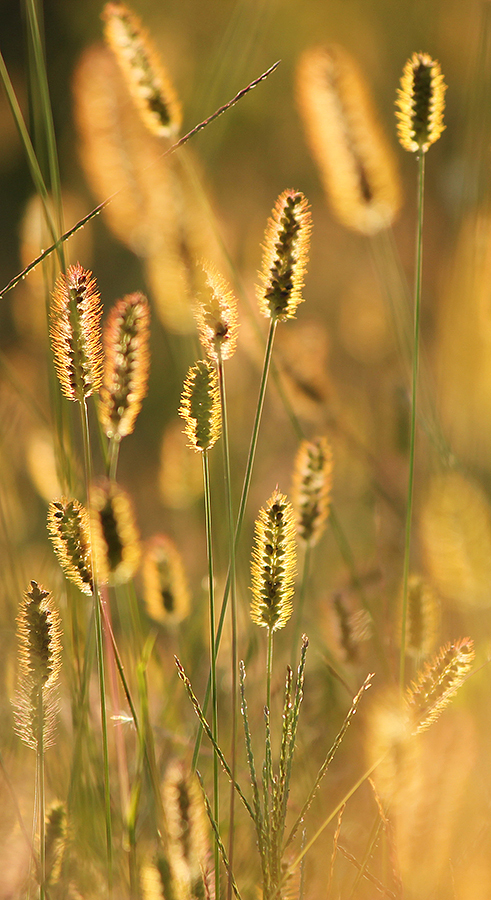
xmin=195 ymin=262 xmax=239 ymax=362
xmin=102 ymin=1 xmax=182 ymax=138
xmin=257 ymin=189 xmax=312 ymax=322
xmin=142 ymin=534 xmax=190 ymax=625
xmin=406 ymin=637 xmax=474 ymax=732
xmin=396 ymin=52 xmax=446 ymax=153
xmin=297 ymin=45 xmax=401 ymax=234
xmin=100 ymin=292 xmax=150 ymax=440
xmin=90 ymin=480 xmax=141 ymax=585
xmin=250 ymin=488 xmax=297 ymax=631
xmin=292 ymin=436 xmax=333 ymax=546
xmin=14 ymin=581 xmax=62 ymax=750
xmin=398 ymin=574 xmax=439 ymax=659
xmin=179 ymin=360 xmax=221 ymax=452
xmin=47 ymin=498 xmax=93 ymax=595
xmin=50 ymin=264 xmax=103 ymax=402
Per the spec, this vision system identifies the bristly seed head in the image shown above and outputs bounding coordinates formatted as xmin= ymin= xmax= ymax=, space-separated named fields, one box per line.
xmin=91 ymin=480 xmax=141 ymax=585
xmin=195 ymin=262 xmax=239 ymax=362
xmin=292 ymin=436 xmax=333 ymax=546
xmin=257 ymin=189 xmax=312 ymax=322
xmin=179 ymin=360 xmax=221 ymax=452
xmin=250 ymin=487 xmax=297 ymax=632
xmin=398 ymin=573 xmax=439 ymax=659
xmin=396 ymin=52 xmax=446 ymax=153
xmin=14 ymin=581 xmax=62 ymax=750
xmin=102 ymin=1 xmax=182 ymax=138
xmin=47 ymin=498 xmax=93 ymax=595
xmin=100 ymin=292 xmax=150 ymax=441
xmin=406 ymin=637 xmax=474 ymax=732
xmin=50 ymin=263 xmax=103 ymax=402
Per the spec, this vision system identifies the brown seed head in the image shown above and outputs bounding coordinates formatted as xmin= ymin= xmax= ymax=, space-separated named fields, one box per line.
xmin=250 ymin=488 xmax=297 ymax=631
xmin=100 ymin=292 xmax=150 ymax=440
xmin=50 ymin=263 xmax=103 ymax=402
xmin=257 ymin=189 xmax=312 ymax=322
xmin=297 ymin=44 xmax=401 ymax=234
xmin=195 ymin=262 xmax=239 ymax=361
xmin=396 ymin=52 xmax=446 ymax=153
xmin=102 ymin=1 xmax=182 ymax=138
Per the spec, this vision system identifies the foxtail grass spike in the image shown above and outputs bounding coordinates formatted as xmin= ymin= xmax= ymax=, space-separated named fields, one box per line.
xmin=91 ymin=480 xmax=141 ymax=585
xmin=257 ymin=189 xmax=312 ymax=322
xmin=162 ymin=760 xmax=210 ymax=896
xmin=102 ymin=1 xmax=182 ymax=138
xmin=296 ymin=44 xmax=401 ymax=234
xmin=396 ymin=52 xmax=446 ymax=153
xmin=195 ymin=261 xmax=239 ymax=361
xmin=142 ymin=534 xmax=190 ymax=625
xmin=250 ymin=488 xmax=297 ymax=631
xmin=14 ymin=581 xmax=62 ymax=751
xmin=292 ymin=436 xmax=333 ymax=546
xmin=45 ymin=801 xmax=67 ymax=887
xmin=398 ymin=574 xmax=439 ymax=659
xmin=100 ymin=291 xmax=150 ymax=440
xmin=50 ymin=263 xmax=103 ymax=402
xmin=407 ymin=638 xmax=474 ymax=732
xmin=179 ymin=360 xmax=221 ymax=452
xmin=47 ymin=498 xmax=93 ymax=595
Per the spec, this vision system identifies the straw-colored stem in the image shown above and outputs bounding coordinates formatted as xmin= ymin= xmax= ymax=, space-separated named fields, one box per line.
xmin=202 ymin=450 xmax=220 ymax=899
xmin=292 ymin=543 xmax=311 ymax=659
xmin=80 ymin=398 xmax=113 ymax=890
xmin=400 ymin=150 xmax=425 ymax=690
xmin=192 ymin=317 xmax=278 ymax=771
xmin=108 ymin=436 xmax=120 ymax=482
xmin=217 ymin=355 xmax=238 ymax=900
xmin=37 ymin=691 xmax=46 ymax=900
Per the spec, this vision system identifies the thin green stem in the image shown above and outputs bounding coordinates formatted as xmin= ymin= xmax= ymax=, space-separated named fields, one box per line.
xmin=202 ymin=450 xmax=220 ymax=900
xmin=192 ymin=317 xmax=278 ymax=771
xmin=108 ymin=437 xmax=120 ymax=482
xmin=292 ymin=543 xmax=311 ymax=659
xmin=217 ymin=355 xmax=238 ymax=900
xmin=37 ymin=692 xmax=45 ymax=900
xmin=266 ymin=627 xmax=274 ymax=717
xmin=400 ymin=150 xmax=426 ymax=690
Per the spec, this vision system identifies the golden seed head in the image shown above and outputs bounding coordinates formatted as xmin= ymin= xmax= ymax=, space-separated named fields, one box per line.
xmin=398 ymin=574 xmax=439 ymax=659
xmin=100 ymin=292 xmax=150 ymax=440
xmin=162 ymin=761 xmax=210 ymax=885
xmin=257 ymin=189 xmax=312 ymax=322
xmin=195 ymin=262 xmax=239 ymax=361
xmin=47 ymin=498 xmax=93 ymax=595
xmin=396 ymin=52 xmax=446 ymax=153
xmin=406 ymin=638 xmax=474 ymax=733
xmin=50 ymin=263 xmax=104 ymax=402
xmin=45 ymin=801 xmax=67 ymax=887
xmin=102 ymin=1 xmax=182 ymax=138
xmin=296 ymin=44 xmax=401 ymax=235
xmin=250 ymin=487 xmax=297 ymax=632
xmin=14 ymin=581 xmax=62 ymax=750
xmin=142 ymin=534 xmax=190 ymax=625
xmin=90 ymin=480 xmax=141 ymax=585
xmin=179 ymin=360 xmax=221 ymax=452
xmin=292 ymin=436 xmax=333 ymax=546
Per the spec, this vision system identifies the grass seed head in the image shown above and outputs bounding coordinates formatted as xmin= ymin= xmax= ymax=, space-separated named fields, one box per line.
xmin=50 ymin=263 xmax=103 ymax=402
xmin=297 ymin=44 xmax=401 ymax=234
xmin=14 ymin=581 xmax=62 ymax=750
xmin=406 ymin=637 xmax=474 ymax=732
xmin=250 ymin=487 xmax=297 ymax=631
xmin=100 ymin=291 xmax=150 ymax=440
xmin=179 ymin=360 xmax=221 ymax=452
xmin=397 ymin=573 xmax=439 ymax=659
xmin=142 ymin=534 xmax=191 ymax=625
xmin=102 ymin=1 xmax=182 ymax=138
xmin=91 ymin=480 xmax=141 ymax=585
xmin=292 ymin=436 xmax=333 ymax=546
xmin=47 ymin=498 xmax=93 ymax=595
xmin=396 ymin=52 xmax=446 ymax=153
xmin=257 ymin=189 xmax=312 ymax=322
xmin=195 ymin=262 xmax=239 ymax=362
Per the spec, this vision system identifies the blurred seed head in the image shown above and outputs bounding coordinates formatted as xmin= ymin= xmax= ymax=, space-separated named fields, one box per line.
xmin=397 ymin=573 xmax=439 ymax=660
xmin=142 ymin=534 xmax=190 ymax=625
xmin=159 ymin=419 xmax=204 ymax=508
xmin=292 ymin=436 xmax=333 ymax=546
xmin=297 ymin=44 xmax=401 ymax=234
xmin=90 ymin=480 xmax=141 ymax=585
xmin=195 ymin=262 xmax=239 ymax=362
xmin=407 ymin=637 xmax=474 ymax=733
